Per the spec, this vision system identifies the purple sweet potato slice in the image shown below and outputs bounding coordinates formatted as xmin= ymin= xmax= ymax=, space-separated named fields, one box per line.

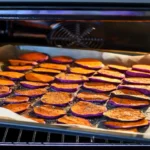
xmin=3 ymin=103 xmax=30 ymax=113
xmin=71 ymin=101 xmax=107 ymax=118
xmin=41 ymin=92 xmax=73 ymax=106
xmin=33 ymin=105 xmax=66 ymax=119
xmin=126 ymin=69 xmax=150 ymax=77
xmin=0 ymin=78 xmax=15 ymax=86
xmin=69 ymin=67 xmax=95 ymax=75
xmin=89 ymin=76 xmax=122 ymax=84
xmin=0 ymin=86 xmax=12 ymax=98
xmin=33 ymin=68 xmax=60 ymax=74
xmin=57 ymin=115 xmax=92 ymax=127
xmin=123 ymin=77 xmax=150 ymax=85
xmin=108 ymin=65 xmax=128 ymax=72
xmin=9 ymin=59 xmax=38 ymax=66
xmin=25 ymin=73 xmax=54 ymax=83
xmin=7 ymin=66 xmax=33 ymax=72
xmin=23 ymin=114 xmax=46 ymax=124
xmin=20 ymin=81 xmax=49 ymax=89
xmin=103 ymin=107 xmax=145 ymax=121
xmin=4 ymin=96 xmax=29 ymax=103
xmin=104 ymin=119 xmax=149 ymax=129
xmin=0 ymin=71 xmax=24 ymax=80
xmin=75 ymin=58 xmax=104 ymax=69
xmin=51 ymin=56 xmax=73 ymax=64
xmin=77 ymin=92 xmax=109 ymax=103
xmin=56 ymin=73 xmax=88 ymax=83
xmin=51 ymin=83 xmax=79 ymax=92
xmin=83 ymin=82 xmax=117 ymax=92
xmin=15 ymin=88 xmax=47 ymax=97
xmin=109 ymin=97 xmax=149 ymax=108
xmin=111 ymin=89 xmax=150 ymax=100
xmin=40 ymin=63 xmax=67 ymax=71
xmin=19 ymin=52 xmax=49 ymax=62
xmin=132 ymin=64 xmax=150 ymax=73
xmin=98 ymin=69 xmax=125 ymax=79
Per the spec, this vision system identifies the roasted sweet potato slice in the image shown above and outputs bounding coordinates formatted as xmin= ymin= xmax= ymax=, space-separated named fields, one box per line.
xmin=33 ymin=105 xmax=66 ymax=119
xmin=132 ymin=64 xmax=150 ymax=73
xmin=9 ymin=59 xmax=38 ymax=66
xmin=41 ymin=92 xmax=73 ymax=106
xmin=71 ymin=101 xmax=107 ymax=118
xmin=123 ymin=77 xmax=150 ymax=85
xmin=0 ymin=78 xmax=15 ymax=86
xmin=0 ymin=71 xmax=24 ymax=80
xmin=104 ymin=119 xmax=149 ymax=129
xmin=3 ymin=103 xmax=30 ymax=113
xmin=98 ymin=69 xmax=125 ymax=79
xmin=4 ymin=96 xmax=29 ymax=103
xmin=51 ymin=83 xmax=79 ymax=92
xmin=40 ymin=63 xmax=67 ymax=71
xmin=75 ymin=58 xmax=104 ymax=69
xmin=69 ymin=67 xmax=95 ymax=75
xmin=83 ymin=82 xmax=117 ymax=92
xmin=89 ymin=76 xmax=122 ymax=84
xmin=15 ymin=88 xmax=47 ymax=97
xmin=0 ymin=86 xmax=12 ymax=98
xmin=20 ymin=81 xmax=49 ymax=89
xmin=56 ymin=73 xmax=88 ymax=83
xmin=19 ymin=52 xmax=49 ymax=62
xmin=57 ymin=115 xmax=92 ymax=127
xmin=109 ymin=97 xmax=149 ymax=108
xmin=126 ymin=69 xmax=150 ymax=77
xmin=111 ymin=89 xmax=150 ymax=100
xmin=25 ymin=73 xmax=54 ymax=83
xmin=23 ymin=114 xmax=45 ymax=124
xmin=33 ymin=68 xmax=60 ymax=74
xmin=51 ymin=56 xmax=73 ymax=64
xmin=103 ymin=107 xmax=145 ymax=121
xmin=8 ymin=66 xmax=33 ymax=72
xmin=77 ymin=92 xmax=109 ymax=103
xmin=108 ymin=65 xmax=128 ymax=72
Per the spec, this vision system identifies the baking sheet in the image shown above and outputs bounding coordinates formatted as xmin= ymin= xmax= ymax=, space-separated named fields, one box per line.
xmin=0 ymin=44 xmax=150 ymax=142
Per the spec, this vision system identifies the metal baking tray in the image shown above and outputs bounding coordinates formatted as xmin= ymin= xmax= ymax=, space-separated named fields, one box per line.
xmin=0 ymin=45 xmax=150 ymax=143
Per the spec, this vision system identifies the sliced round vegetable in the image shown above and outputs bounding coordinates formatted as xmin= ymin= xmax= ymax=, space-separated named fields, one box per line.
xmin=40 ymin=63 xmax=67 ymax=71
xmin=126 ymin=69 xmax=150 ymax=77
xmin=109 ymin=97 xmax=149 ymax=108
xmin=77 ymin=92 xmax=109 ymax=103
xmin=98 ymin=69 xmax=125 ymax=79
xmin=7 ymin=66 xmax=33 ymax=72
xmin=41 ymin=92 xmax=73 ymax=106
xmin=0 ymin=78 xmax=15 ymax=86
xmin=19 ymin=52 xmax=49 ymax=62
xmin=4 ymin=96 xmax=29 ymax=103
xmin=3 ymin=103 xmax=30 ymax=113
xmin=108 ymin=65 xmax=128 ymax=72
xmin=0 ymin=86 xmax=12 ymax=98
xmin=89 ymin=76 xmax=122 ymax=84
xmin=9 ymin=59 xmax=38 ymax=66
xmin=56 ymin=73 xmax=88 ymax=83
xmin=25 ymin=73 xmax=54 ymax=83
xmin=0 ymin=71 xmax=24 ymax=80
xmin=15 ymin=88 xmax=47 ymax=97
xmin=104 ymin=119 xmax=149 ymax=129
xmin=71 ymin=101 xmax=107 ymax=118
xmin=51 ymin=83 xmax=79 ymax=92
xmin=111 ymin=89 xmax=150 ymax=101
xmin=83 ymin=82 xmax=117 ymax=92
xmin=69 ymin=67 xmax=95 ymax=75
xmin=33 ymin=105 xmax=66 ymax=119
xmin=75 ymin=58 xmax=104 ymax=69
xmin=20 ymin=81 xmax=49 ymax=89
xmin=57 ymin=115 xmax=92 ymax=127
xmin=132 ymin=64 xmax=150 ymax=73
xmin=103 ymin=107 xmax=145 ymax=121
xmin=33 ymin=68 xmax=60 ymax=74
xmin=51 ymin=56 xmax=73 ymax=64
xmin=123 ymin=77 xmax=150 ymax=85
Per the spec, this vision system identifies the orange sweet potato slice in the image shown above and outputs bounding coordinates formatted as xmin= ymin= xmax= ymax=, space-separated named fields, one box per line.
xmin=0 ymin=78 xmax=15 ymax=86
xmin=108 ymin=65 xmax=128 ymax=72
xmin=132 ymin=64 xmax=150 ymax=73
xmin=25 ymin=73 xmax=54 ymax=83
xmin=4 ymin=96 xmax=29 ymax=103
xmin=9 ymin=59 xmax=38 ymax=66
xmin=0 ymin=86 xmax=12 ymax=97
xmin=8 ymin=66 xmax=33 ymax=72
xmin=33 ymin=68 xmax=60 ymax=74
xmin=51 ymin=56 xmax=73 ymax=64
